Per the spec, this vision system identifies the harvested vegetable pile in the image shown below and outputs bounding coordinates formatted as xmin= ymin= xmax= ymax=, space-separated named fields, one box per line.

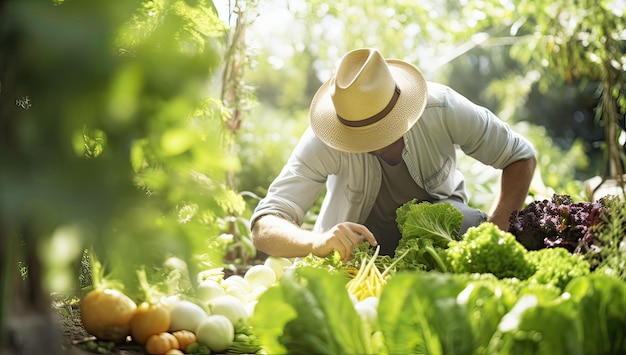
xmin=68 ymin=255 xmax=278 ymax=355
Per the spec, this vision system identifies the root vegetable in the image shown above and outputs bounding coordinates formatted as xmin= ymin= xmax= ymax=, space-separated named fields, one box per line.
xmin=245 ymin=300 xmax=258 ymax=319
xmin=196 ymin=314 xmax=234 ymax=352
xmin=360 ymin=296 xmax=379 ymax=309
xmin=354 ymin=301 xmax=379 ymax=332
xmin=168 ymin=299 xmax=209 ymax=332
xmin=196 ymin=279 xmax=225 ymax=302
xmin=208 ymin=295 xmax=248 ymax=327
xmin=263 ymin=256 xmax=292 ymax=280
xmin=130 ymin=302 xmax=171 ymax=344
xmin=248 ymin=285 xmax=268 ymax=301
xmin=80 ymin=288 xmax=137 ymax=343
xmin=222 ymin=275 xmax=250 ymax=292
xmin=244 ymin=264 xmax=276 ymax=289
xmin=145 ymin=332 xmax=179 ymax=355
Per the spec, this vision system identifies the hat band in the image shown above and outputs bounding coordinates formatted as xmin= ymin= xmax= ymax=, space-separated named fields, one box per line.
xmin=337 ymin=85 xmax=401 ymax=128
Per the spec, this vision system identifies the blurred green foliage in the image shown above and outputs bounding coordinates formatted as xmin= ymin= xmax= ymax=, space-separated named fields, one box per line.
xmin=235 ymin=106 xmax=308 ymax=204
xmin=245 ymin=0 xmax=625 ymax=194
xmin=0 ymin=0 xmax=242 ymax=300
xmin=512 ymin=0 xmax=626 ymax=184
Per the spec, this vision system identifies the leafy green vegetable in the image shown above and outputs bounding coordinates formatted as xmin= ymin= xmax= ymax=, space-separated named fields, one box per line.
xmin=508 ymin=194 xmax=605 ymax=254
xmin=394 ymin=237 xmax=450 ymax=272
xmin=486 ymin=293 xmax=583 ymax=355
xmin=445 ymin=223 xmax=591 ymax=290
xmin=565 ymin=274 xmax=626 ymax=355
xmin=185 ymin=341 xmax=212 ymax=355
xmin=456 ymin=275 xmax=519 ymax=353
xmin=526 ymin=247 xmax=590 ymax=290
xmin=292 ymin=249 xmax=343 ymax=273
xmin=503 ymin=282 xmax=563 ymax=311
xmin=378 ymin=272 xmax=476 ymax=355
xmin=228 ymin=323 xmax=263 ymax=354
xmin=486 ymin=273 xmax=626 ymax=355
xmin=378 ymin=271 xmax=626 ymax=355
xmin=275 ymin=198 xmax=626 ymax=355
xmin=349 ymin=242 xmax=395 ymax=273
xmin=394 ymin=200 xmax=464 ymax=272
xmin=250 ymin=267 xmax=373 ymax=354
xmin=446 ymin=222 xmax=535 ymax=279
xmin=396 ymin=200 xmax=463 ymax=247
xmin=277 ymin=260 xmax=626 ymax=355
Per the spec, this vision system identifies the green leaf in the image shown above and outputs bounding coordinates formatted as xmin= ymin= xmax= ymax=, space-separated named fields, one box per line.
xmin=249 ymin=285 xmax=294 ymax=354
xmin=565 ymin=274 xmax=626 ymax=355
xmin=487 ymin=294 xmax=582 ymax=355
xmin=456 ymin=277 xmax=518 ymax=353
xmin=378 ymin=272 xmax=475 ymax=355
xmin=251 ymin=267 xmax=372 ymax=354
xmin=396 ymin=200 xmax=463 ymax=246
xmin=161 ymin=128 xmax=195 ymax=156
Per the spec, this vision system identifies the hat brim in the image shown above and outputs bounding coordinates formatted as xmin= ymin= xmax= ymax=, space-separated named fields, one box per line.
xmin=309 ymin=59 xmax=428 ymax=153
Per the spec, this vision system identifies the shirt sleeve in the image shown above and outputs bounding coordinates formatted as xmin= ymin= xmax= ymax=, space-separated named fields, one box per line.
xmin=250 ymin=127 xmax=339 ymax=229
xmin=442 ymin=86 xmax=536 ymax=169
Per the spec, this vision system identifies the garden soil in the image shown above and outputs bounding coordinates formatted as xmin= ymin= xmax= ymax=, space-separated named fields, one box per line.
xmin=58 ymin=304 xmax=144 ymax=355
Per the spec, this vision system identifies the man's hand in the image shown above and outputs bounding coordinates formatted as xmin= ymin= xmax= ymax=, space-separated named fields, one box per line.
xmin=252 ymin=215 xmax=378 ymax=261
xmin=313 ymin=222 xmax=378 ymax=262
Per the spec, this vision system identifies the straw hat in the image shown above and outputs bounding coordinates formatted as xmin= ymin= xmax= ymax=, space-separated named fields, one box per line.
xmin=309 ymin=48 xmax=428 ymax=153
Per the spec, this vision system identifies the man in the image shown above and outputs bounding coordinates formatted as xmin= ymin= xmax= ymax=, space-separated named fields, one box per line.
xmin=250 ymin=48 xmax=537 ymax=261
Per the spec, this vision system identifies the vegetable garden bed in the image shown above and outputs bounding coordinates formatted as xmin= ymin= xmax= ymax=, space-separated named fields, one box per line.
xmin=59 ymin=195 xmax=626 ymax=355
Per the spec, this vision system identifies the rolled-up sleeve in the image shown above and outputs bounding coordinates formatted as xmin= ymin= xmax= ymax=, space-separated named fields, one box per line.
xmin=443 ymin=87 xmax=535 ymax=169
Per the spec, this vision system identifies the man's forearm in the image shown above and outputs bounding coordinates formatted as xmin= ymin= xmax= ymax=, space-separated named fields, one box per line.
xmin=488 ymin=157 xmax=537 ymax=230
xmin=251 ymin=214 xmax=316 ymax=258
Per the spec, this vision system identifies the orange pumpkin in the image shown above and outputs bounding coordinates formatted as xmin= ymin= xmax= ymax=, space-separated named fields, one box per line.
xmin=130 ymin=302 xmax=171 ymax=344
xmin=145 ymin=332 xmax=180 ymax=355
xmin=80 ymin=288 xmax=137 ymax=343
